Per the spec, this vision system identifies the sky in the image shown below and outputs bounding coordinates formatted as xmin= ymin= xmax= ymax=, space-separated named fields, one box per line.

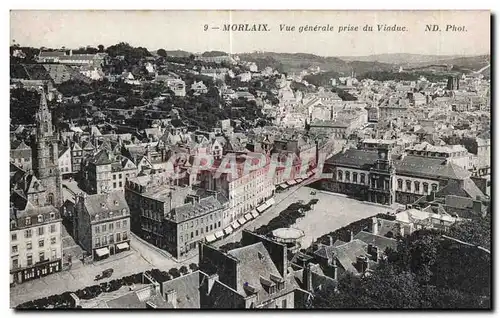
xmin=10 ymin=10 xmax=491 ymax=56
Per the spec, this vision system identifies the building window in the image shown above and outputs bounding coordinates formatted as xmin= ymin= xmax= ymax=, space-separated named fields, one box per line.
xmin=27 ymin=242 xmax=32 ymax=250
xmin=282 ymin=299 xmax=287 ymax=308
xmin=12 ymin=258 xmax=18 ymax=269
xmin=25 ymin=229 xmax=32 ymax=238
xmin=113 ymin=182 xmax=117 ymax=188
xmin=39 ymin=240 xmax=44 ymax=248
xmin=50 ymin=224 xmax=56 ymax=233
xmin=206 ymin=226 xmax=208 ymax=232
xmin=38 ymin=226 xmax=44 ymax=236
xmin=423 ymin=183 xmax=429 ymax=193
xmin=109 ymin=223 xmax=114 ymax=231
xmin=338 ymin=170 xmax=343 ymax=181
xmin=218 ymin=221 xmax=221 ymax=228
xmin=406 ymin=180 xmax=412 ymax=192
xmin=116 ymin=221 xmax=121 ymax=229
xmin=11 ymin=233 xmax=17 ymax=241
xmin=11 ymin=245 xmax=18 ymax=253
xmin=95 ymin=226 xmax=100 ymax=234
xmin=345 ymin=171 xmax=350 ymax=182
xmin=25 ymin=217 xmax=31 ymax=226
xmin=27 ymin=255 xmax=33 ymax=266
xmin=397 ymin=179 xmax=403 ymax=190
xmin=191 ymin=232 xmax=194 ymax=239
xmin=123 ymin=220 xmax=127 ymax=228
xmin=352 ymin=172 xmax=358 ymax=183
xmin=39 ymin=252 xmax=45 ymax=262
xmin=95 ymin=237 xmax=100 ymax=247
xmin=431 ymin=184 xmax=438 ymax=192
xmin=210 ymin=225 xmax=213 ymax=231
xmin=50 ymin=237 xmax=56 ymax=245
xmin=109 ymin=234 xmax=114 ymax=243
xmin=123 ymin=232 xmax=128 ymax=240
xmin=360 ymin=173 xmax=365 ymax=184
xmin=414 ymin=181 xmax=420 ymax=192
xmin=102 ymin=236 xmax=108 ymax=245
xmin=113 ymin=175 xmax=116 ymax=180
xmin=102 ymin=224 xmax=107 ymax=232
xmin=116 ymin=232 xmax=121 ymax=242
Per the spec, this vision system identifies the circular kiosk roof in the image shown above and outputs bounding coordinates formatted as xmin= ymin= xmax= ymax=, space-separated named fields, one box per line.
xmin=272 ymin=228 xmax=305 ymax=241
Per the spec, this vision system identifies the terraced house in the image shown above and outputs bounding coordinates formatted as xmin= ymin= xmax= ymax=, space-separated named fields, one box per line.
xmin=74 ymin=191 xmax=131 ymax=261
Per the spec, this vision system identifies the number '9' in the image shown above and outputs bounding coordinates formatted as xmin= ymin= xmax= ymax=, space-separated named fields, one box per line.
xmin=204 ymin=25 xmax=208 ymax=31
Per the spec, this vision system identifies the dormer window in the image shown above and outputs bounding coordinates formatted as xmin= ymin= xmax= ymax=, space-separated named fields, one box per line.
xmin=122 ymin=208 xmax=127 ymax=215
xmin=114 ymin=200 xmax=118 ymax=206
xmin=101 ymin=203 xmax=106 ymax=209
xmin=38 ymin=215 xmax=43 ymax=223
xmin=11 ymin=220 xmax=17 ymax=230
xmin=95 ymin=214 xmax=99 ymax=221
xmin=25 ymin=217 xmax=31 ymax=226
xmin=50 ymin=212 xmax=55 ymax=220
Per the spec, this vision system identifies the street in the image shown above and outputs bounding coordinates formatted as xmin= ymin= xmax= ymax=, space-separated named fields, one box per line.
xmin=10 ymin=233 xmax=193 ymax=308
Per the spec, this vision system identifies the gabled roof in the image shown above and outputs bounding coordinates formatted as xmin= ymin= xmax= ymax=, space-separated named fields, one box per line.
xmin=437 ymin=178 xmax=486 ymax=200
xmin=93 ymin=149 xmax=112 ymax=165
xmin=227 ymin=242 xmax=283 ymax=299
xmin=353 ymin=231 xmax=398 ymax=252
xmin=82 ymin=191 xmax=129 ymax=218
xmin=161 ymin=271 xmax=207 ymax=308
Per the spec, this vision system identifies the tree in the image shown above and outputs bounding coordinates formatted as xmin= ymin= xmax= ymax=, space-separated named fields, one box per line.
xmin=168 ymin=268 xmax=181 ymax=278
xmin=157 ymin=48 xmax=167 ymax=58
xmin=189 ymin=263 xmax=199 ymax=272
xmin=179 ymin=265 xmax=189 ymax=275
xmin=313 ymin=264 xmax=423 ymax=309
xmin=98 ymin=44 xmax=105 ymax=52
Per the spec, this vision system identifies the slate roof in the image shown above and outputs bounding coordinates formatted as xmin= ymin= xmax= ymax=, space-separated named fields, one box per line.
xmin=314 ymin=239 xmax=369 ymax=275
xmin=82 ymin=191 xmax=129 ymax=218
xmin=227 ymin=242 xmax=285 ymax=300
xmin=437 ymin=178 xmax=487 ymax=200
xmin=93 ymin=149 xmax=112 ymax=165
xmin=161 ymin=271 xmax=206 ymax=308
xmin=173 ymin=196 xmax=223 ymax=223
xmin=326 ymin=149 xmax=471 ymax=180
xmin=353 ymin=231 xmax=398 ymax=252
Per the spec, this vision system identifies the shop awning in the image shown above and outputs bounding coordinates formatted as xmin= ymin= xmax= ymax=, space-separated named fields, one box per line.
xmin=279 ymin=183 xmax=289 ymax=189
xmin=256 ymin=203 xmax=268 ymax=213
xmin=231 ymin=221 xmax=240 ymax=230
xmin=206 ymin=234 xmax=216 ymax=243
xmin=286 ymin=180 xmax=296 ymax=186
xmin=214 ymin=231 xmax=224 ymax=239
xmin=237 ymin=217 xmax=247 ymax=225
xmin=296 ymin=178 xmax=303 ymax=183
xmin=266 ymin=198 xmax=276 ymax=206
xmin=224 ymin=226 xmax=233 ymax=235
xmin=116 ymin=242 xmax=129 ymax=250
xmin=251 ymin=210 xmax=259 ymax=218
xmin=244 ymin=213 xmax=253 ymax=221
xmin=307 ymin=171 xmax=315 ymax=177
xmin=95 ymin=247 xmax=110 ymax=257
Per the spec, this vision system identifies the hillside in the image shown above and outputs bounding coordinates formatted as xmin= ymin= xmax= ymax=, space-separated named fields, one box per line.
xmin=237 ymin=52 xmax=395 ymax=75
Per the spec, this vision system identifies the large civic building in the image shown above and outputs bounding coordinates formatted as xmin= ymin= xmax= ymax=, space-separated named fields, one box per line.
xmin=321 ymin=144 xmax=487 ymax=206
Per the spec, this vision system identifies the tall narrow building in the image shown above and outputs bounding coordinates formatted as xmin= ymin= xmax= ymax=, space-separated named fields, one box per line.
xmin=32 ymin=90 xmax=63 ymax=208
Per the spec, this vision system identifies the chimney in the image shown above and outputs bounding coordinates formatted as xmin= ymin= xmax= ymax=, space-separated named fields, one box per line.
xmin=328 ymin=235 xmax=334 ymax=246
xmin=368 ymin=244 xmax=379 ymax=262
xmin=305 ymin=263 xmax=313 ymax=291
xmin=69 ymin=49 xmax=73 ymax=56
xmin=472 ymin=200 xmax=482 ymax=214
xmin=165 ymin=289 xmax=177 ymax=308
xmin=372 ymin=217 xmax=379 ymax=235
xmin=355 ymin=255 xmax=368 ymax=274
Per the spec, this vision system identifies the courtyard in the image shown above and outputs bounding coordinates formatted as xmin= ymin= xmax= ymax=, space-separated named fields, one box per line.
xmin=215 ymin=185 xmax=395 ymax=249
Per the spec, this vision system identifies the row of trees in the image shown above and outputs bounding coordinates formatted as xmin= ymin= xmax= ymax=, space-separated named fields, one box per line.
xmin=17 ymin=264 xmax=200 ymax=309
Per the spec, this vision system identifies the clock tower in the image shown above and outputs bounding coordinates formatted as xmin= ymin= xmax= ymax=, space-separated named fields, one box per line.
xmin=367 ymin=144 xmax=395 ymax=206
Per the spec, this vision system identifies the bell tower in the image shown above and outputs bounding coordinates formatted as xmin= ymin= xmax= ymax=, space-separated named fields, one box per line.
xmin=367 ymin=144 xmax=395 ymax=206
xmin=32 ymin=89 xmax=63 ymax=208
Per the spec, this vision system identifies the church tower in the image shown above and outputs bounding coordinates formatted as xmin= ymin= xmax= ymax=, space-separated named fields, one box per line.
xmin=32 ymin=90 xmax=63 ymax=208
